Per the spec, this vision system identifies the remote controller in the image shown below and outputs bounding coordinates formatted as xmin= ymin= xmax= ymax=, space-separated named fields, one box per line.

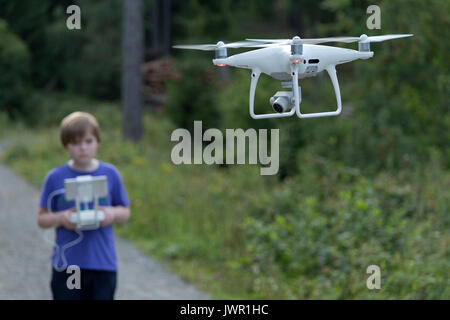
xmin=70 ymin=210 xmax=105 ymax=230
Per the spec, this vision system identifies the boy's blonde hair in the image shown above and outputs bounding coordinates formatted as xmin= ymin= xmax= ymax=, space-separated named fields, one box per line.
xmin=60 ymin=112 xmax=101 ymax=147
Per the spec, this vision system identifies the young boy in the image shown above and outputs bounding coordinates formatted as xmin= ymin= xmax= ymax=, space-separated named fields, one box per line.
xmin=38 ymin=111 xmax=130 ymax=300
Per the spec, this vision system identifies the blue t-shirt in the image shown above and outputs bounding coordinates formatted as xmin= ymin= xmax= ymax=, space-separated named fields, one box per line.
xmin=39 ymin=161 xmax=130 ymax=271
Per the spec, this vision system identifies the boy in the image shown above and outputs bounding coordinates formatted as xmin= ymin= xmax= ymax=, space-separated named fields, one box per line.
xmin=38 ymin=111 xmax=130 ymax=300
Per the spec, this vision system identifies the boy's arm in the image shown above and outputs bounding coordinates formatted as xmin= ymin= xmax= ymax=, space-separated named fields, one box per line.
xmin=37 ymin=207 xmax=77 ymax=230
xmin=37 ymin=207 xmax=58 ymax=229
xmin=99 ymin=206 xmax=130 ymax=226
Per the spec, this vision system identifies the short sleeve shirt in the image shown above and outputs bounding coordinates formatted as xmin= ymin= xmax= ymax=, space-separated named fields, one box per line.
xmin=39 ymin=161 xmax=130 ymax=271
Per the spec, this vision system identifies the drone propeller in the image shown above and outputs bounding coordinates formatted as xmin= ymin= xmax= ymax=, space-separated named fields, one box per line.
xmin=245 ymin=36 xmax=362 ymax=59
xmin=246 ymin=36 xmax=360 ymax=45
xmin=173 ymin=40 xmax=266 ymax=63
xmin=246 ymin=34 xmax=413 ymax=47
xmin=172 ymin=40 xmax=260 ymax=51
xmin=357 ymin=34 xmax=413 ymax=51
xmin=358 ymin=34 xmax=413 ymax=43
xmin=173 ymin=34 xmax=414 ymax=51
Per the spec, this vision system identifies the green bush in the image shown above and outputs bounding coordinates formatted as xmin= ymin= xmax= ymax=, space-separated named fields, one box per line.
xmin=57 ymin=0 xmax=122 ymax=99
xmin=0 ymin=19 xmax=33 ymax=120
xmin=241 ymin=155 xmax=449 ymax=298
xmin=318 ymin=0 xmax=450 ymax=169
xmin=165 ymin=57 xmax=223 ymax=131
xmin=2 ymin=100 xmax=448 ymax=299
xmin=0 ymin=0 xmax=122 ymax=100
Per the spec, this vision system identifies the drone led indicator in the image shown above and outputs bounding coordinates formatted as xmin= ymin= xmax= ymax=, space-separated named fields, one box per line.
xmin=217 ymin=64 xmax=226 ymax=67
xmin=292 ymin=59 xmax=301 ymax=64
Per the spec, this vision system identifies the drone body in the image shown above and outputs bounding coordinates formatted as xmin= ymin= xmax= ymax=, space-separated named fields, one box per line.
xmin=173 ymin=34 xmax=412 ymax=119
xmin=213 ymin=44 xmax=372 ymax=81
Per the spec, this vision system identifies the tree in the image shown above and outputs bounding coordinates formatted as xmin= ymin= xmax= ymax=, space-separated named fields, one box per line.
xmin=149 ymin=0 xmax=171 ymax=58
xmin=122 ymin=0 xmax=144 ymax=142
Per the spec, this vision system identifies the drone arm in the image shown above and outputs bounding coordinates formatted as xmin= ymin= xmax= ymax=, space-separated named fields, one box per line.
xmin=249 ymin=69 xmax=295 ymax=119
xmin=295 ymin=65 xmax=342 ymax=118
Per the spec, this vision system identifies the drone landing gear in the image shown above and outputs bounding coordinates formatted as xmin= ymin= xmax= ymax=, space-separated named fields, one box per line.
xmin=294 ymin=64 xmax=342 ymax=118
xmin=249 ymin=69 xmax=295 ymax=119
xmin=249 ymin=64 xmax=342 ymax=119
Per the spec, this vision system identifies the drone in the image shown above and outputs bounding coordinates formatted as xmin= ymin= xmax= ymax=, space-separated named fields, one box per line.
xmin=173 ymin=34 xmax=413 ymax=119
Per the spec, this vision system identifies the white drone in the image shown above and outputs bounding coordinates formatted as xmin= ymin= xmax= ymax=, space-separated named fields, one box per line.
xmin=173 ymin=34 xmax=413 ymax=119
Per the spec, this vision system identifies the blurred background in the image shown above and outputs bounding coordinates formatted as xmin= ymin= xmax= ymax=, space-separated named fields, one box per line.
xmin=0 ymin=0 xmax=448 ymax=299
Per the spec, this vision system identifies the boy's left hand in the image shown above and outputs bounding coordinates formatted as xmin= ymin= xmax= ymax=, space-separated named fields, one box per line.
xmin=99 ymin=206 xmax=116 ymax=227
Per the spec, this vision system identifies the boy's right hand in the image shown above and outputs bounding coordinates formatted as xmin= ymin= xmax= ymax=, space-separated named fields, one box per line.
xmin=57 ymin=208 xmax=77 ymax=230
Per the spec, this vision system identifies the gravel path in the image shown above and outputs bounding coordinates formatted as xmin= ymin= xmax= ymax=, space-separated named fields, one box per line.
xmin=0 ymin=159 xmax=209 ymax=300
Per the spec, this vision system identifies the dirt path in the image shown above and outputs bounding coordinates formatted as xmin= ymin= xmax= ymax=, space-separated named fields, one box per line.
xmin=0 ymin=161 xmax=209 ymax=300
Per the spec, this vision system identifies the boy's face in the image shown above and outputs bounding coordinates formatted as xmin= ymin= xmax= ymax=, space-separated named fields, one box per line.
xmin=65 ymin=131 xmax=99 ymax=166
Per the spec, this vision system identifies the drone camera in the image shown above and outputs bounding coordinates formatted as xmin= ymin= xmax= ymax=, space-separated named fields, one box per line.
xmin=270 ymin=91 xmax=294 ymax=113
xmin=272 ymin=97 xmax=290 ymax=113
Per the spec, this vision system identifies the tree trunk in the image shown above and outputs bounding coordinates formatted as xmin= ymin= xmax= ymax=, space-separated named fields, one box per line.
xmin=122 ymin=0 xmax=144 ymax=142
xmin=150 ymin=0 xmax=160 ymax=55
xmin=162 ymin=0 xmax=171 ymax=57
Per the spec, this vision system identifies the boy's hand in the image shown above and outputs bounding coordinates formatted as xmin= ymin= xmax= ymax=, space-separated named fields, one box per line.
xmin=57 ymin=208 xmax=77 ymax=230
xmin=99 ymin=206 xmax=116 ymax=227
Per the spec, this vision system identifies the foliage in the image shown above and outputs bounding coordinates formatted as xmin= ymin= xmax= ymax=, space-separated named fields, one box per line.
xmin=317 ymin=0 xmax=450 ymax=168
xmin=55 ymin=0 xmax=122 ymax=99
xmin=0 ymin=19 xmax=34 ymax=120
xmin=0 ymin=0 xmax=122 ymax=102
xmin=2 ymin=99 xmax=448 ymax=299
xmin=242 ymin=154 xmax=449 ymax=298
xmin=165 ymin=58 xmax=223 ymax=131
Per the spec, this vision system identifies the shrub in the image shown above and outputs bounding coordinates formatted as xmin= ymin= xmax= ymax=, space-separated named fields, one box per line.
xmin=0 ymin=19 xmax=33 ymax=120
